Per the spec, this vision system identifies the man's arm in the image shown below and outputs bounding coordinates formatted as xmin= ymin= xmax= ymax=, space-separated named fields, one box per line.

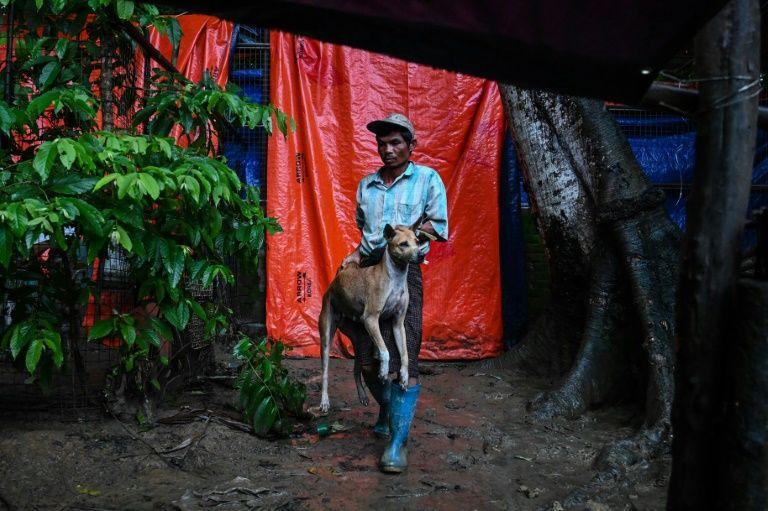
xmin=420 ymin=171 xmax=449 ymax=242
xmin=342 ymin=181 xmax=366 ymax=268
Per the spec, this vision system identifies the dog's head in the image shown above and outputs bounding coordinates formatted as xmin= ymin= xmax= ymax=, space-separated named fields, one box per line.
xmin=383 ymin=224 xmax=419 ymax=264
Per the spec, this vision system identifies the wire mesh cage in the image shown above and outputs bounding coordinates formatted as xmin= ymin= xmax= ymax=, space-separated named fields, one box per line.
xmin=220 ymin=26 xmax=271 ymax=335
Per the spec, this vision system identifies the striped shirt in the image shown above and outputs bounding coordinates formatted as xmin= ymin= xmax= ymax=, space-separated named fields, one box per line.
xmin=356 ymin=162 xmax=449 ymax=257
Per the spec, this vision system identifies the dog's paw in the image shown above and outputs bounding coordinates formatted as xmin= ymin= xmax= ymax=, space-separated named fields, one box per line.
xmin=359 ymin=395 xmax=369 ymax=406
xmin=319 ymin=397 xmax=330 ymax=413
xmin=399 ymin=370 xmax=409 ymax=390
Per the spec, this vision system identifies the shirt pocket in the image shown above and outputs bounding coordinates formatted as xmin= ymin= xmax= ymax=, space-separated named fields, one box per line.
xmin=397 ymin=201 xmax=421 ymax=225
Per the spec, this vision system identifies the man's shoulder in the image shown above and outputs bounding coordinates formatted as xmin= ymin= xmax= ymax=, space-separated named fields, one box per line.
xmin=411 ymin=163 xmax=442 ymax=181
xmin=359 ymin=171 xmax=380 ymax=187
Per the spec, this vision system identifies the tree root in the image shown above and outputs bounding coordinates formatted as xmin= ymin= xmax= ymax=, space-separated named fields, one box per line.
xmin=535 ymin=425 xmax=670 ymax=510
xmin=527 ymin=248 xmax=630 ymax=421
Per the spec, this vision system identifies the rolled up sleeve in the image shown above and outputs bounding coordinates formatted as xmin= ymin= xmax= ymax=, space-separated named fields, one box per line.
xmin=425 ymin=171 xmax=448 ymax=240
xmin=355 ymin=181 xmax=365 ymax=231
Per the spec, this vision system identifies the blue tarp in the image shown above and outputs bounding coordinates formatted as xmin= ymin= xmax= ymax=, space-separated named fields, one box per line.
xmin=221 ymin=31 xmax=268 ymax=188
xmin=616 ymin=114 xmax=768 ymax=245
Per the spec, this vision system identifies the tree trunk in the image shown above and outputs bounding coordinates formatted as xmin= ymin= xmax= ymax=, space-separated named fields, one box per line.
xmin=501 ymin=87 xmax=681 ymax=474
xmin=501 ymin=89 xmax=596 ymax=375
xmin=668 ymin=0 xmax=761 ymax=508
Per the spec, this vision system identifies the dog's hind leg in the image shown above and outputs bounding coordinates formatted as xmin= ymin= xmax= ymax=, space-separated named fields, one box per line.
xmin=318 ymin=294 xmax=336 ymax=413
xmin=392 ymin=312 xmax=409 ymax=390
xmin=353 ymin=355 xmax=369 ymax=406
xmin=362 ymin=312 xmax=390 ymax=383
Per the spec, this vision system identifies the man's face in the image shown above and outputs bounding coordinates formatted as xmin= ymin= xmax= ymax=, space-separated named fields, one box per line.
xmin=376 ymin=131 xmax=414 ymax=169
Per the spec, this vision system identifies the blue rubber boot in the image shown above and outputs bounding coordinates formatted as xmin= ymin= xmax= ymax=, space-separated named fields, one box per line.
xmin=379 ymin=384 xmax=420 ymax=473
xmin=363 ymin=371 xmax=391 ymax=439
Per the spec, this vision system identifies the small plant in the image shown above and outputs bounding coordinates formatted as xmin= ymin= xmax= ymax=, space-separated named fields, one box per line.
xmin=233 ymin=336 xmax=306 ymax=437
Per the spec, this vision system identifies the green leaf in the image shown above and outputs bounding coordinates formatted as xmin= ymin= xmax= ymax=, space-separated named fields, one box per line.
xmin=33 ymin=142 xmax=57 ymax=180
xmin=88 ymin=319 xmax=114 ymax=340
xmin=0 ymin=102 xmax=14 ymax=132
xmin=93 ymin=173 xmax=118 ymax=191
xmin=168 ymin=245 xmax=185 ymax=288
xmin=144 ymin=327 xmax=162 ymax=348
xmin=116 ymin=0 xmax=135 ymax=19
xmin=10 ymin=326 xmax=29 ymax=359
xmin=138 ymin=173 xmax=160 ymax=199
xmin=252 ymin=396 xmax=278 ymax=435
xmin=165 ymin=17 xmax=182 ymax=49
xmin=180 ymin=175 xmax=200 ymax=202
xmin=27 ymin=90 xmax=59 ymax=117
xmin=25 ymin=339 xmax=44 ymax=373
xmin=42 ymin=332 xmax=64 ymax=367
xmin=55 ymin=39 xmax=68 ymax=59
xmin=147 ymin=317 xmax=173 ymax=342
xmin=48 ymin=175 xmax=98 ymax=195
xmin=0 ymin=227 xmax=11 ymax=268
xmin=187 ymin=298 xmax=206 ymax=320
xmin=175 ymin=301 xmax=190 ymax=330
xmin=114 ymin=225 xmax=133 ymax=251
xmin=66 ymin=198 xmax=105 ymax=236
xmin=56 ymin=139 xmax=77 ymax=169
xmin=156 ymin=138 xmax=172 ymax=159
xmin=38 ymin=61 xmax=61 ymax=90
xmin=120 ymin=322 xmax=137 ymax=346
xmin=262 ymin=359 xmax=273 ymax=382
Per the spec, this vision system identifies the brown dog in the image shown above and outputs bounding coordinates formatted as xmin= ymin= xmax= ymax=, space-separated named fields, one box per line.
xmin=318 ymin=224 xmax=420 ymax=413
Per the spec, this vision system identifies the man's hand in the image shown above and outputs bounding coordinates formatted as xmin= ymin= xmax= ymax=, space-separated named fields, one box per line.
xmin=416 ymin=221 xmax=442 ymax=242
xmin=341 ymin=248 xmax=362 ymax=268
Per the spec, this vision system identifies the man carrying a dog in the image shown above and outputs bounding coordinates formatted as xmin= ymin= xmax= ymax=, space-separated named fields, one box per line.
xmin=340 ymin=113 xmax=448 ymax=473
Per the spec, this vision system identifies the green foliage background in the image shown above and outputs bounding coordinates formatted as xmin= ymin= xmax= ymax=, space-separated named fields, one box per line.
xmin=0 ymin=0 xmax=291 ymax=403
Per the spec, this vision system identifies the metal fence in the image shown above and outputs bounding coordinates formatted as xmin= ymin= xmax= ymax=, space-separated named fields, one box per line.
xmin=221 ymin=26 xmax=270 ymax=336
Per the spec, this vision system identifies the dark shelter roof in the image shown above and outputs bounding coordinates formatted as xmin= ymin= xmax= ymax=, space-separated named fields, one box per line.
xmin=157 ymin=0 xmax=728 ymax=102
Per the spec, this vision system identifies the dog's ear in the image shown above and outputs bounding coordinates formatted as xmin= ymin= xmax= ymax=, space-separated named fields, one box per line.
xmin=383 ymin=224 xmax=395 ymax=240
xmin=410 ymin=213 xmax=425 ymax=232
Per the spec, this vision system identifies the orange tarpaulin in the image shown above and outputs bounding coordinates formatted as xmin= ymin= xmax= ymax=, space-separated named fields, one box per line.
xmin=266 ymin=32 xmax=506 ymax=360
xmin=143 ymin=14 xmax=233 ymax=87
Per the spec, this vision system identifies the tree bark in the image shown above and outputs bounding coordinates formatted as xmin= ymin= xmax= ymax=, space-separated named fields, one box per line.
xmin=501 ymin=88 xmax=596 ymax=375
xmin=668 ymin=0 xmax=761 ymax=508
xmin=501 ymin=87 xmax=681 ymax=476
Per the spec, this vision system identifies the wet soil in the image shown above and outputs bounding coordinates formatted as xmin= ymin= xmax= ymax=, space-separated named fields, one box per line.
xmin=0 ymin=359 xmax=669 ymax=510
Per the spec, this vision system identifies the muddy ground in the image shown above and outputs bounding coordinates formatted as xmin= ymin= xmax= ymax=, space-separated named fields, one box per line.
xmin=0 ymin=359 xmax=670 ymax=510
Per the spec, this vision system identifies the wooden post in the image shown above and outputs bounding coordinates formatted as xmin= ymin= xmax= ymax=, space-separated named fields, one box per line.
xmin=667 ymin=0 xmax=761 ymax=508
xmin=719 ymin=279 xmax=768 ymax=510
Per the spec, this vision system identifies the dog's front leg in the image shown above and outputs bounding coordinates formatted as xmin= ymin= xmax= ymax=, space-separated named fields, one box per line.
xmin=392 ymin=313 xmax=409 ymax=389
xmin=318 ymin=297 xmax=334 ymax=413
xmin=362 ymin=314 xmax=390 ymax=382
